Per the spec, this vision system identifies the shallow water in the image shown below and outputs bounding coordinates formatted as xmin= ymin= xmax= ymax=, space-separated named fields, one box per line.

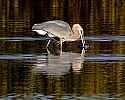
xmin=0 ymin=35 xmax=125 ymax=100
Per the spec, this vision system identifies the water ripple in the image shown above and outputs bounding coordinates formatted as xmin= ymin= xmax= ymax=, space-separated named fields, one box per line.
xmin=84 ymin=54 xmax=125 ymax=62
xmin=0 ymin=53 xmax=125 ymax=62
xmin=0 ymin=93 xmax=121 ymax=100
xmin=0 ymin=35 xmax=125 ymax=42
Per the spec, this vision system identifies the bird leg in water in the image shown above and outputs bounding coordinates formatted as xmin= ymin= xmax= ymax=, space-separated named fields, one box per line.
xmin=46 ymin=39 xmax=51 ymax=48
xmin=60 ymin=38 xmax=63 ymax=54
xmin=45 ymin=33 xmax=59 ymax=48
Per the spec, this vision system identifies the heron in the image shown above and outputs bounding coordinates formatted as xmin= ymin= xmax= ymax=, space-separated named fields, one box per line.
xmin=32 ymin=20 xmax=85 ymax=53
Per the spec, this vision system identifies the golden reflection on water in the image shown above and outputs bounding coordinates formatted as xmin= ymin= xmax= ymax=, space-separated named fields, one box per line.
xmin=0 ymin=38 xmax=125 ymax=100
xmin=0 ymin=0 xmax=125 ymax=99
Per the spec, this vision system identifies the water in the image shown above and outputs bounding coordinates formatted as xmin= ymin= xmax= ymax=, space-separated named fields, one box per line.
xmin=0 ymin=35 xmax=125 ymax=100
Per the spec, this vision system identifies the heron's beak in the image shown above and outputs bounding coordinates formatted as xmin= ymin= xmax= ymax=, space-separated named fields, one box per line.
xmin=78 ymin=29 xmax=84 ymax=39
xmin=79 ymin=29 xmax=84 ymax=36
xmin=79 ymin=29 xmax=85 ymax=47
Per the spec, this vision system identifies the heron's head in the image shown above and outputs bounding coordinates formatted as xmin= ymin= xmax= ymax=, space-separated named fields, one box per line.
xmin=68 ymin=24 xmax=84 ymax=41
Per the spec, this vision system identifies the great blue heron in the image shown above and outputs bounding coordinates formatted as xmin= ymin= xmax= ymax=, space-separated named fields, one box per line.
xmin=32 ymin=20 xmax=85 ymax=52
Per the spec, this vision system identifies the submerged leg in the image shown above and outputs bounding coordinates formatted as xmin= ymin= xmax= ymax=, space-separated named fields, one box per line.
xmin=60 ymin=38 xmax=63 ymax=54
xmin=46 ymin=39 xmax=51 ymax=48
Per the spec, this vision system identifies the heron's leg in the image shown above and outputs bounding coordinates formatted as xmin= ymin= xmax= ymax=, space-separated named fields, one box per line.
xmin=46 ymin=39 xmax=51 ymax=48
xmin=47 ymin=48 xmax=50 ymax=54
xmin=60 ymin=38 xmax=63 ymax=54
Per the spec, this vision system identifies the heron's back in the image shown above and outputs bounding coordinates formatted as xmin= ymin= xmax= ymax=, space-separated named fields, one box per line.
xmin=32 ymin=20 xmax=72 ymax=39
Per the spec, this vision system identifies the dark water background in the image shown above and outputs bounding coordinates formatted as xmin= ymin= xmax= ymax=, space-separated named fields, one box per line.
xmin=0 ymin=35 xmax=125 ymax=100
xmin=1 ymin=0 xmax=125 ymax=99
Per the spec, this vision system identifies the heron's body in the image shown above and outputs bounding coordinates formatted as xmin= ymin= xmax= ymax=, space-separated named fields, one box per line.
xmin=32 ymin=20 xmax=85 ymax=54
xmin=32 ymin=20 xmax=72 ymax=40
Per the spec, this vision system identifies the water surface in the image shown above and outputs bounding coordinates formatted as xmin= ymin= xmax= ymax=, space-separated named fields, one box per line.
xmin=0 ymin=35 xmax=125 ymax=100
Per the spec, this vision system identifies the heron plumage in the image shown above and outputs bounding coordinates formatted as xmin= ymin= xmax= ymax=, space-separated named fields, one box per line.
xmin=32 ymin=20 xmax=85 ymax=52
xmin=32 ymin=20 xmax=71 ymax=41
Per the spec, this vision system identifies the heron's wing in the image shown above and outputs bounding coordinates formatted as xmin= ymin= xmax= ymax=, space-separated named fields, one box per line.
xmin=32 ymin=20 xmax=72 ymax=39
